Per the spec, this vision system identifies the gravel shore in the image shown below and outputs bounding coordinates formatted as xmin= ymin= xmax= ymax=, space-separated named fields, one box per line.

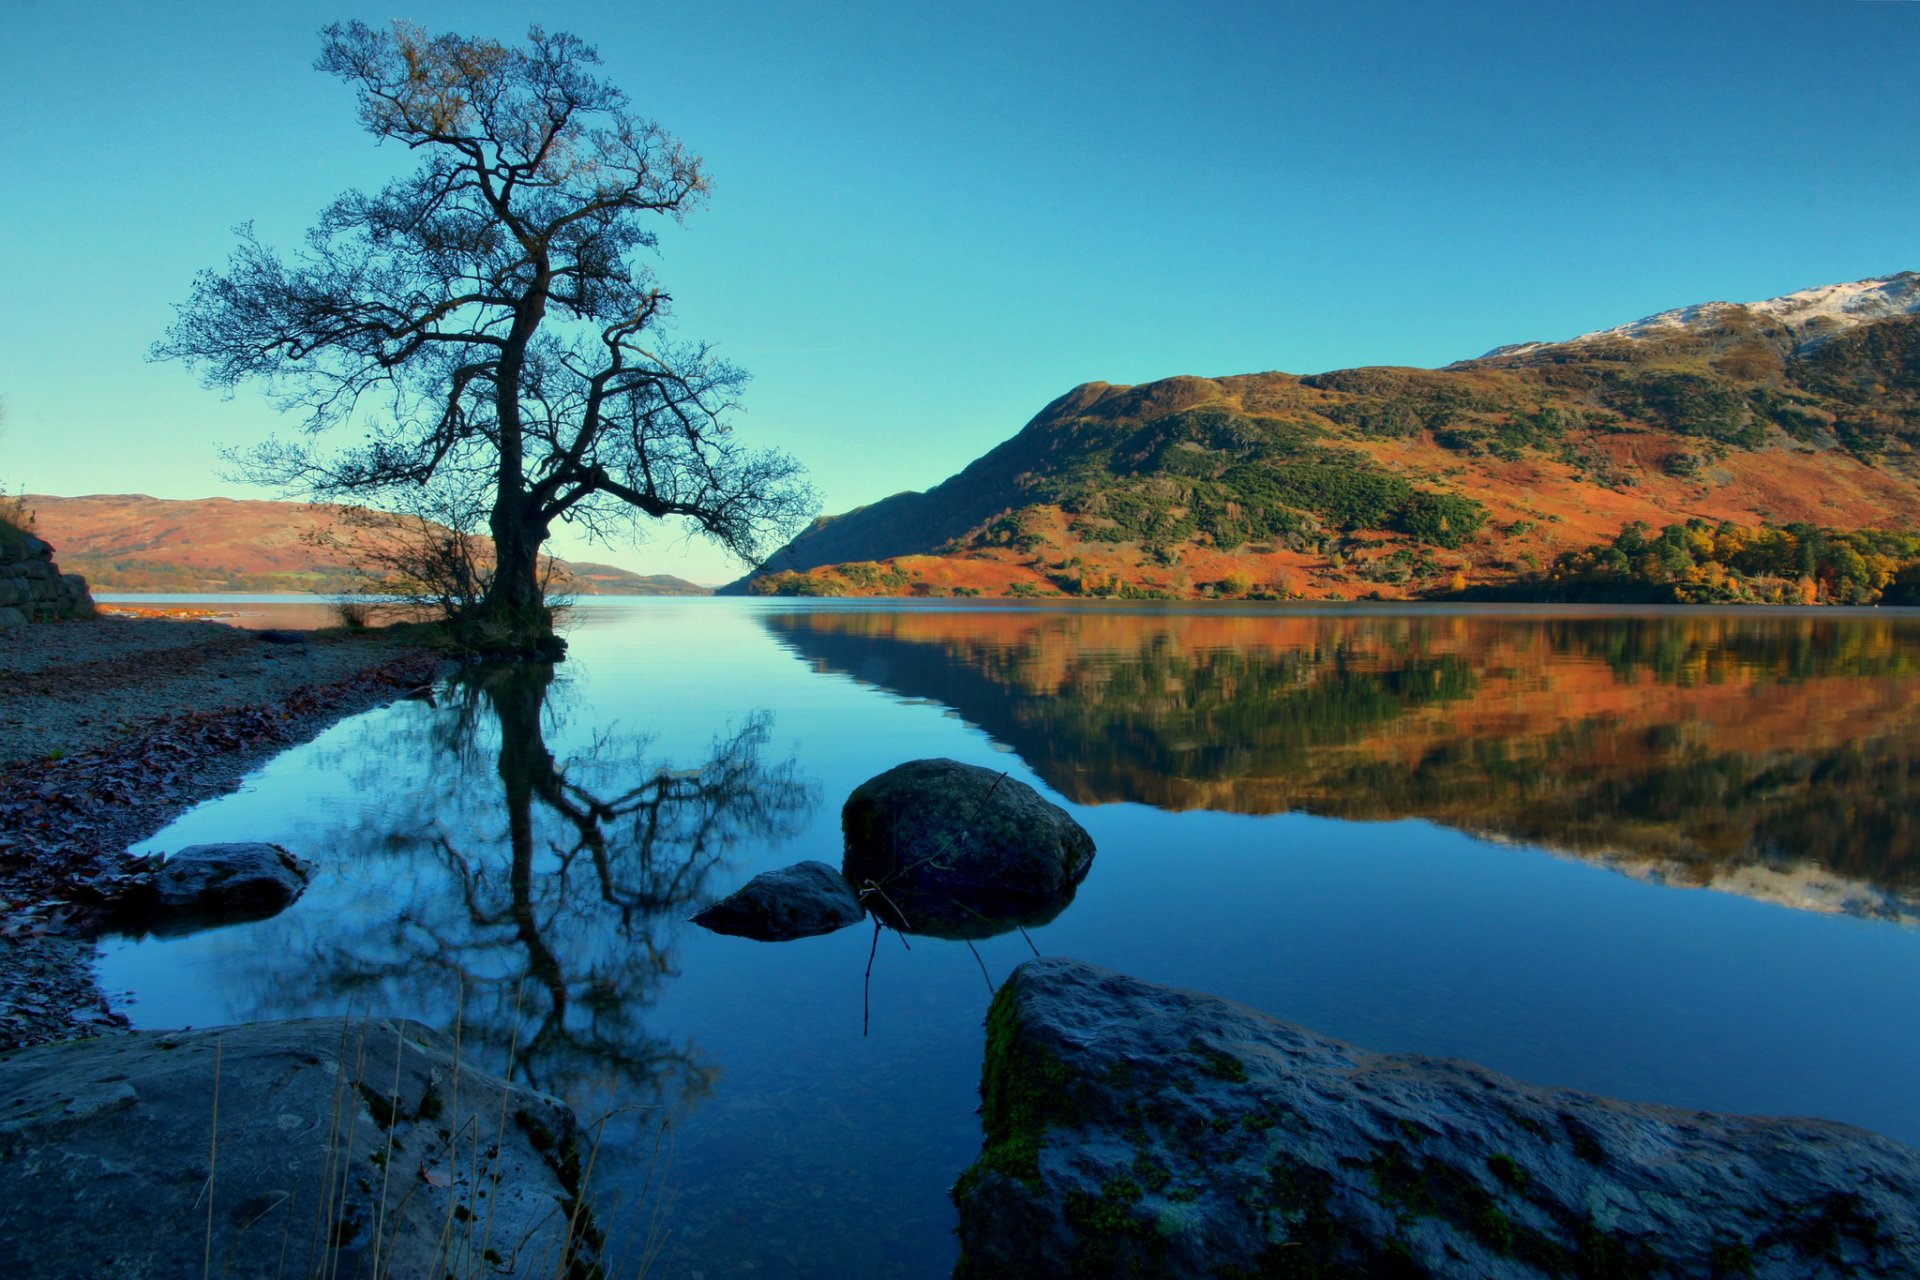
xmin=0 ymin=616 xmax=450 ymax=1051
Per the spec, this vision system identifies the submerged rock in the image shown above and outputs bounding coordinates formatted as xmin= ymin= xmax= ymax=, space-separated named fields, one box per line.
xmin=953 ymin=958 xmax=1920 ymax=1279
xmin=691 ymin=860 xmax=867 ymax=941
xmin=842 ymin=759 xmax=1094 ymax=938
xmin=0 ymin=1017 xmax=595 ymax=1279
xmin=874 ymin=883 xmax=1081 ymax=943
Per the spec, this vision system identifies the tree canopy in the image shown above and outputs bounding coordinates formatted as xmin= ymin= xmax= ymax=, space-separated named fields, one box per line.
xmin=155 ymin=21 xmax=814 ymax=641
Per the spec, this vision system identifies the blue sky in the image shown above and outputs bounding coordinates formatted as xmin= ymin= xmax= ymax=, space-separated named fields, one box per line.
xmin=2 ymin=0 xmax=1916 ymax=582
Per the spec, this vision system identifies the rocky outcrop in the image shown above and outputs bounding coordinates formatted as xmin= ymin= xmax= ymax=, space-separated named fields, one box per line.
xmin=842 ymin=759 xmax=1094 ymax=939
xmin=0 ymin=1017 xmax=598 ymax=1279
xmin=691 ymin=859 xmax=867 ymax=941
xmin=0 ymin=528 xmax=93 ymax=627
xmin=954 ymin=959 xmax=1920 ymax=1279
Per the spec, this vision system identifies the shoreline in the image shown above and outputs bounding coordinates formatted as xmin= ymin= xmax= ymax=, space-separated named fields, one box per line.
xmin=0 ymin=617 xmax=451 ymax=1051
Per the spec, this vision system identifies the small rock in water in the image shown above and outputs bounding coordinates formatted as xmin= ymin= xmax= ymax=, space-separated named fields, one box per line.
xmin=107 ymin=842 xmax=314 ymax=936
xmin=151 ymin=842 xmax=311 ymax=912
xmin=690 ymin=860 xmax=866 ymax=941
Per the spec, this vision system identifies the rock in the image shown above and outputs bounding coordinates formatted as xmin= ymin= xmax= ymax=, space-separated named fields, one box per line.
xmin=690 ymin=860 xmax=867 ymax=941
xmin=842 ymin=759 xmax=1094 ymax=939
xmin=953 ymin=958 xmax=1920 ymax=1279
xmin=0 ymin=531 xmax=53 ymax=564
xmin=112 ymin=843 xmax=313 ymax=934
xmin=0 ymin=1017 xmax=597 ymax=1279
xmin=0 ymin=529 xmax=94 ymax=624
xmin=59 ymin=574 xmax=95 ymax=617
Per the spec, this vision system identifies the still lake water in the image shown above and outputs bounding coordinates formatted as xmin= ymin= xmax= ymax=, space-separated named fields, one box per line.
xmin=100 ymin=599 xmax=1920 ymax=1277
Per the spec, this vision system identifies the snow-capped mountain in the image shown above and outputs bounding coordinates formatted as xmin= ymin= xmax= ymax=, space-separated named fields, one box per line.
xmin=1479 ymin=272 xmax=1920 ymax=361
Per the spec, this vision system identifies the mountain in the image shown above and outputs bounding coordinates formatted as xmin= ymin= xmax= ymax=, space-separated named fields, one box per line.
xmin=732 ymin=273 xmax=1920 ymax=601
xmin=20 ymin=494 xmax=710 ymax=596
xmin=1477 ymin=273 xmax=1920 ymax=362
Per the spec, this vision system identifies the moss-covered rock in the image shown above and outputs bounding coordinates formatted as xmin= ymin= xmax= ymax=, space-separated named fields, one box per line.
xmin=952 ymin=959 xmax=1920 ymax=1278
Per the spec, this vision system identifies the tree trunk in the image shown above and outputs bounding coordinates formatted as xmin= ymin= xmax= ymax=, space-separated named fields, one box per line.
xmin=478 ymin=493 xmax=557 ymax=652
xmin=486 ymin=667 xmax=569 ymax=1036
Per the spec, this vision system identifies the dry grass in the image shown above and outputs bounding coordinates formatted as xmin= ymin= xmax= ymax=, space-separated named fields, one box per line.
xmin=193 ymin=998 xmax=670 ymax=1280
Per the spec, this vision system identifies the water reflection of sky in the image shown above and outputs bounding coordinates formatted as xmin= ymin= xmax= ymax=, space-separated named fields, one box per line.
xmin=101 ymin=599 xmax=1920 ymax=1279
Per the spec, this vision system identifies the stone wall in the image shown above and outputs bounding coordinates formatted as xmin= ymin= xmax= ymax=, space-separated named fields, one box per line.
xmin=0 ymin=527 xmax=95 ymax=627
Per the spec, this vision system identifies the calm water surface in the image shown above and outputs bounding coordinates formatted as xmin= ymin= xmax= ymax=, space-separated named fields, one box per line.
xmin=100 ymin=600 xmax=1920 ymax=1277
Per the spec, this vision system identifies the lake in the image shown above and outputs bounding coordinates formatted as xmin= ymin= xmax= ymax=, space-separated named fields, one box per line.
xmin=98 ymin=599 xmax=1920 ymax=1277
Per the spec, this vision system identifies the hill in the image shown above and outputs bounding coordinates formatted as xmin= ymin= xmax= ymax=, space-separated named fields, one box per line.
xmin=733 ymin=273 xmax=1920 ymax=602
xmin=20 ymin=494 xmax=710 ymax=596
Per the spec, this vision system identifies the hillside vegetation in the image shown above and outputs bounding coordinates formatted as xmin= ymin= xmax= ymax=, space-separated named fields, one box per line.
xmin=739 ymin=281 xmax=1920 ymax=602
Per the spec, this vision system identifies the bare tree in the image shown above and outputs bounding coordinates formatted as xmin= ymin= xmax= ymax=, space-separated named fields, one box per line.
xmin=155 ymin=21 xmax=815 ymax=646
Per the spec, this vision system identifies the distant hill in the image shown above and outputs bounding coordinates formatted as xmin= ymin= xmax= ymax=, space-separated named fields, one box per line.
xmin=21 ymin=494 xmax=710 ymax=596
xmin=558 ymin=561 xmax=712 ymax=596
xmin=731 ymin=273 xmax=1920 ymax=603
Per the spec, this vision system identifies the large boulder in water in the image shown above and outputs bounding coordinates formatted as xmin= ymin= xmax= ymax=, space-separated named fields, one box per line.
xmin=690 ymin=860 xmax=867 ymax=941
xmin=0 ymin=1017 xmax=596 ymax=1279
xmin=954 ymin=958 xmax=1920 ymax=1279
xmin=842 ymin=759 xmax=1094 ymax=938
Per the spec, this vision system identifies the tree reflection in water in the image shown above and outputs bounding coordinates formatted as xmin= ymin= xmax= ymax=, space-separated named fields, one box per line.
xmin=236 ymin=662 xmax=815 ymax=1108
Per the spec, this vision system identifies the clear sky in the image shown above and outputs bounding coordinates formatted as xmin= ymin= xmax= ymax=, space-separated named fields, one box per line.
xmin=2 ymin=0 xmax=1916 ymax=583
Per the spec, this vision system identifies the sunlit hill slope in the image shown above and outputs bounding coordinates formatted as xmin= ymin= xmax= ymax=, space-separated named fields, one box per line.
xmin=23 ymin=494 xmax=710 ymax=596
xmin=734 ymin=273 xmax=1920 ymax=602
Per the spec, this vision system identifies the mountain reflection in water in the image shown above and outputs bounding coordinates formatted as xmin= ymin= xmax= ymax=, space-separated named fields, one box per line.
xmin=218 ymin=663 xmax=815 ymax=1102
xmin=766 ymin=608 xmax=1920 ymax=920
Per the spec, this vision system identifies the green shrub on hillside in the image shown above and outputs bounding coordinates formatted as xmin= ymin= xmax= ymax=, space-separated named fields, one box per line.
xmin=1394 ymin=492 xmax=1489 ymax=548
xmin=1745 ymin=387 xmax=1828 ymax=443
xmin=1432 ymin=406 xmax=1578 ymax=461
xmin=1308 ymin=368 xmax=1513 ymax=440
xmin=970 ymin=509 xmax=1050 ymax=553
xmin=1032 ymin=403 xmax=1499 ymax=553
xmin=1602 ymin=370 xmax=1765 ymax=447
xmin=1791 ymin=315 xmax=1920 ymax=405
xmin=1322 ymin=400 xmax=1427 ymax=438
xmin=1834 ymin=415 xmax=1896 ymax=460
xmin=1250 ymin=462 xmax=1413 ymax=529
xmin=837 ymin=560 xmax=911 ymax=591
